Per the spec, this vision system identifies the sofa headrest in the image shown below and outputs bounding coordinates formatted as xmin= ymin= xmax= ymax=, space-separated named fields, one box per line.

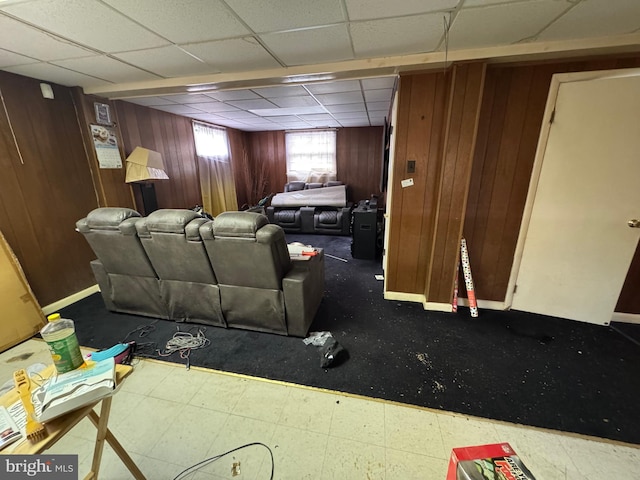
xmin=84 ymin=207 xmax=141 ymax=230
xmin=284 ymin=181 xmax=306 ymax=192
xmin=305 ymin=183 xmax=323 ymax=189
xmin=324 ymin=181 xmax=344 ymax=187
xmin=143 ymin=209 xmax=203 ymax=234
xmin=212 ymin=212 xmax=268 ymax=239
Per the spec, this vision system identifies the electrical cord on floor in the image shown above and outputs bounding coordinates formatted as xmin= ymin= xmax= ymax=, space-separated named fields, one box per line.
xmin=171 ymin=442 xmax=274 ymax=480
xmin=156 ymin=326 xmax=210 ymax=369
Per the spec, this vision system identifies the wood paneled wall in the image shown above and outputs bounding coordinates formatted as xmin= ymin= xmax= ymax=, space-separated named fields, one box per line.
xmin=114 ymin=101 xmax=202 ymax=212
xmin=461 ymin=55 xmax=640 ymax=306
xmin=336 ymin=126 xmax=384 ymax=203
xmin=242 ymin=127 xmax=384 ymax=205
xmin=245 ymin=130 xmax=287 ymax=204
xmin=0 ymin=71 xmax=98 ymax=305
xmin=427 ymin=63 xmax=486 ymax=303
xmin=386 ymin=71 xmax=449 ymax=294
xmin=72 ymin=90 xmax=135 ymax=209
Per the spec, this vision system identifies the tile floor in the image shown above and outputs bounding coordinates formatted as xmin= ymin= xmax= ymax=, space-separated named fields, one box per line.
xmin=1 ymin=339 xmax=639 ymax=479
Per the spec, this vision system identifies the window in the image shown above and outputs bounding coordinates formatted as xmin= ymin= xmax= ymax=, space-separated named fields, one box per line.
xmin=285 ymin=130 xmax=336 ymax=182
xmin=192 ymin=121 xmax=229 ymax=160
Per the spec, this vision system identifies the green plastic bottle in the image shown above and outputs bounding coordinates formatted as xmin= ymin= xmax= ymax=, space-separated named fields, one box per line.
xmin=41 ymin=313 xmax=84 ymax=373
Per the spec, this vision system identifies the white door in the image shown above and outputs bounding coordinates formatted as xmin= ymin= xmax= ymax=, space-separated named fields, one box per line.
xmin=511 ymin=70 xmax=640 ymax=325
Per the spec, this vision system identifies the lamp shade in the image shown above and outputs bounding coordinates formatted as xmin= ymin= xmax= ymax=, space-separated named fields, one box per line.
xmin=125 ymin=147 xmax=169 ymax=183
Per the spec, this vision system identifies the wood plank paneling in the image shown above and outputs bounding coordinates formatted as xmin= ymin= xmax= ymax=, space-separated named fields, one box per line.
xmin=462 ymin=55 xmax=640 ymax=305
xmin=427 ymin=63 xmax=486 ymax=303
xmin=72 ymin=89 xmax=135 ymax=209
xmin=246 ymin=131 xmax=287 ymax=203
xmin=336 ymin=127 xmax=384 ymax=204
xmin=0 ymin=71 xmax=98 ymax=305
xmin=386 ymin=72 xmax=449 ymax=294
xmin=114 ymin=101 xmax=201 ymax=212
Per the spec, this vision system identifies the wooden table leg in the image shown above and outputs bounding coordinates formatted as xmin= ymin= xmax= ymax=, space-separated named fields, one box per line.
xmin=87 ymin=406 xmax=147 ymax=480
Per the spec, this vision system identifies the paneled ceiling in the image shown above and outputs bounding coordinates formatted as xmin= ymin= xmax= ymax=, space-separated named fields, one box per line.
xmin=1 ymin=0 xmax=639 ymax=131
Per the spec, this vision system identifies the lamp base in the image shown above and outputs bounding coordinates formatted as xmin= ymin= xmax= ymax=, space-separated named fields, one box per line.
xmin=137 ymin=183 xmax=158 ymax=215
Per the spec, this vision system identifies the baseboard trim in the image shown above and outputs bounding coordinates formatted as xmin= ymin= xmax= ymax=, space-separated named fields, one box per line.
xmin=423 ymin=302 xmax=453 ymax=313
xmin=383 ymin=291 xmax=424 ymax=303
xmin=42 ymin=285 xmax=99 ymax=316
xmin=611 ymin=312 xmax=640 ymax=324
xmin=457 ymin=297 xmax=507 ymax=311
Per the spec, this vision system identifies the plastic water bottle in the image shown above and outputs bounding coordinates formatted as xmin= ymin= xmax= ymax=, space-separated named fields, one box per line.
xmin=41 ymin=313 xmax=84 ymax=374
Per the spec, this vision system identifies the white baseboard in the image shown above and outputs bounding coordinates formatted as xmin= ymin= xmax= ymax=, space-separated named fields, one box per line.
xmin=423 ymin=302 xmax=453 ymax=313
xmin=457 ymin=297 xmax=507 ymax=311
xmin=611 ymin=312 xmax=640 ymax=324
xmin=383 ymin=291 xmax=425 ymax=303
xmin=42 ymin=285 xmax=100 ymax=316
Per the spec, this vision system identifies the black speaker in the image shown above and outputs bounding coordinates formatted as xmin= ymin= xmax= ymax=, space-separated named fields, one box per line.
xmin=351 ymin=204 xmax=378 ymax=259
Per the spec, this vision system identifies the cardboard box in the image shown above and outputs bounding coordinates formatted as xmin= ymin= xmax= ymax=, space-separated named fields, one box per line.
xmin=0 ymin=230 xmax=46 ymax=353
xmin=447 ymin=442 xmax=536 ymax=480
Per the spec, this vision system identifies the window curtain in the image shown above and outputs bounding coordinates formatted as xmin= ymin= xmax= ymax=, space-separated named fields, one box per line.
xmin=192 ymin=121 xmax=238 ymax=216
xmin=285 ymin=130 xmax=337 ymax=183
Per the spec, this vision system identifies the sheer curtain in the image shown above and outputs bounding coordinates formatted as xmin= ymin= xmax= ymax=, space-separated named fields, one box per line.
xmin=285 ymin=130 xmax=337 ymax=183
xmin=192 ymin=121 xmax=238 ymax=216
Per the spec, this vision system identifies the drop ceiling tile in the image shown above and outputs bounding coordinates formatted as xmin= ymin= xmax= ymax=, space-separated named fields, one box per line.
xmin=364 ymin=88 xmax=393 ymax=102
xmin=268 ymin=96 xmax=319 ymax=108
xmin=190 ymin=102 xmax=240 ymax=113
xmin=345 ymin=0 xmax=458 ymax=21
xmin=217 ymin=110 xmax=260 ymax=120
xmin=224 ymin=0 xmax=345 ymax=33
xmin=263 ymin=115 xmax=299 ymax=122
xmin=125 ymin=97 xmax=178 ymax=106
xmin=449 ymin=1 xmax=569 ymax=49
xmin=103 ymin=0 xmax=249 ymax=43
xmin=314 ymin=91 xmax=364 ymax=105
xmin=250 ymin=106 xmax=326 ymax=116
xmin=114 ymin=46 xmax=217 ymax=77
xmin=251 ymin=85 xmax=309 ymax=98
xmin=206 ymin=90 xmax=261 ymax=101
xmin=3 ymin=62 xmax=111 ymax=88
xmin=226 ymin=98 xmax=278 ymax=109
xmin=185 ymin=113 xmax=227 ymax=122
xmin=537 ymin=0 xmax=640 ymax=41
xmin=339 ymin=119 xmax=370 ymax=127
xmin=260 ymin=25 xmax=353 ymax=66
xmin=367 ymin=101 xmax=390 ymax=112
xmin=2 ymin=0 xmax=169 ymax=53
xmin=332 ymin=112 xmax=370 ymax=120
xmin=306 ymin=120 xmax=341 ymax=127
xmin=181 ymin=37 xmax=280 ymax=72
xmin=351 ymin=13 xmax=444 ymax=58
xmin=463 ymin=0 xmax=515 ymax=5
xmin=52 ymin=56 xmax=160 ymax=83
xmin=305 ymin=80 xmax=361 ymax=94
xmin=361 ymin=76 xmax=396 ymax=90
xmin=158 ymin=94 xmax=214 ymax=104
xmin=0 ymin=15 xmax=95 ymax=61
xmin=324 ymin=103 xmax=366 ymax=113
xmin=154 ymin=104 xmax=204 ymax=115
xmin=0 ymin=48 xmax=37 ymax=68
xmin=297 ymin=113 xmax=334 ymax=121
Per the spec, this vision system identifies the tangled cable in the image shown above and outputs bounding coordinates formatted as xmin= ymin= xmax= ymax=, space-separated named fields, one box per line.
xmin=157 ymin=327 xmax=210 ymax=369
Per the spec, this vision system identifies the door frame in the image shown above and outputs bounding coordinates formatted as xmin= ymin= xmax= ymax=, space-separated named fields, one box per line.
xmin=505 ymin=67 xmax=640 ymax=312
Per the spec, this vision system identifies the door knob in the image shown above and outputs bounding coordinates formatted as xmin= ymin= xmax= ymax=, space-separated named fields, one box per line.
xmin=628 ymin=219 xmax=640 ymax=228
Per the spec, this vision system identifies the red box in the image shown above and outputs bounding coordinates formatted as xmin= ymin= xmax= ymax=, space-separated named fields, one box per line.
xmin=446 ymin=442 xmax=536 ymax=480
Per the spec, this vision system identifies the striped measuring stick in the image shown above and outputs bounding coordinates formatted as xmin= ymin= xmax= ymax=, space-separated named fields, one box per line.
xmin=460 ymin=238 xmax=478 ymax=317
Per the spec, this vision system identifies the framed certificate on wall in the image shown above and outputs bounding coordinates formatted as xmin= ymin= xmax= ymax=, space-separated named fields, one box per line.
xmin=94 ymin=102 xmax=112 ymax=125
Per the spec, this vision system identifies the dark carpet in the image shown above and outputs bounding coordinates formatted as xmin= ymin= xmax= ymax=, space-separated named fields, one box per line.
xmin=59 ymin=234 xmax=640 ymax=445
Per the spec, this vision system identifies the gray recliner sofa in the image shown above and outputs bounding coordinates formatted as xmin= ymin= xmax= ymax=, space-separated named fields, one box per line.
xmin=76 ymin=207 xmax=324 ymax=337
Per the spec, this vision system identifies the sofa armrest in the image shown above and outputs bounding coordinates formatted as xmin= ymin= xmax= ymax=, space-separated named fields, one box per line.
xmin=282 ymin=249 xmax=324 ymax=337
